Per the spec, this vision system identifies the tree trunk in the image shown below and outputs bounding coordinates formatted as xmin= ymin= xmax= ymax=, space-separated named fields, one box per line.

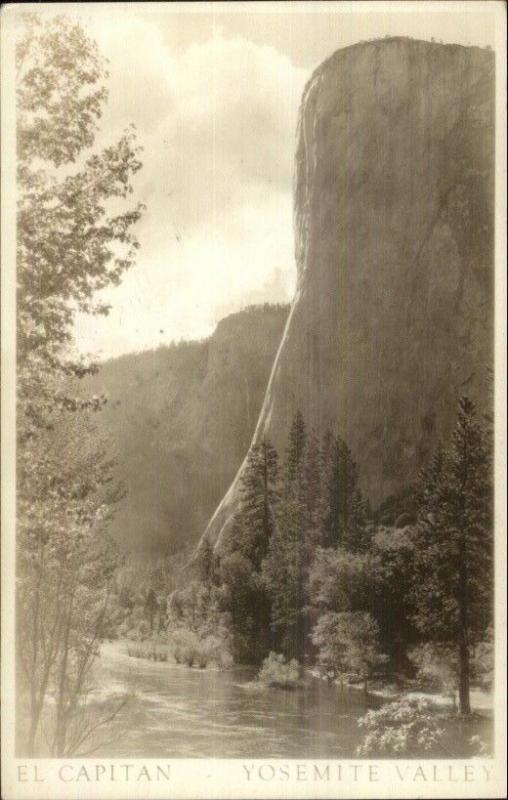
xmin=458 ymin=634 xmax=471 ymax=715
xmin=54 ymin=588 xmax=76 ymax=755
xmin=27 ymin=712 xmax=40 ymax=757
xmin=457 ymin=416 xmax=472 ymax=716
xmin=27 ymin=540 xmax=45 ymax=755
xmin=458 ymin=530 xmax=471 ymax=715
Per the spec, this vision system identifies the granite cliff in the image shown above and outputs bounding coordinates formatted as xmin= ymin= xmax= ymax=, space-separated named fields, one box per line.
xmin=202 ymin=38 xmax=494 ymax=553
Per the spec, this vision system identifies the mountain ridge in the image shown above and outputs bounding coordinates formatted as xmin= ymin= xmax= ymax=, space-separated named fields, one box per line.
xmin=83 ymin=303 xmax=289 ymax=553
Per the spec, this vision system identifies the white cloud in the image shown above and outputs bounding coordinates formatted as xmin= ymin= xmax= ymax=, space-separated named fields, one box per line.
xmin=73 ymin=12 xmax=306 ymax=358
xmin=25 ymin=5 xmax=498 ymax=359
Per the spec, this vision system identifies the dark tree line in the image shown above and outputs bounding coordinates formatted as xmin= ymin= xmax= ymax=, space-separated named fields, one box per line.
xmin=211 ymin=411 xmax=372 ymax=664
xmin=183 ymin=396 xmax=493 ymax=714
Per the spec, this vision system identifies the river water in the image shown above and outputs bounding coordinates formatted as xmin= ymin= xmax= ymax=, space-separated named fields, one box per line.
xmin=92 ymin=642 xmax=374 ymax=758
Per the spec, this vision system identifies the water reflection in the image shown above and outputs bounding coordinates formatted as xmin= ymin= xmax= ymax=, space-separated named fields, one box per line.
xmin=93 ymin=642 xmax=373 ymax=758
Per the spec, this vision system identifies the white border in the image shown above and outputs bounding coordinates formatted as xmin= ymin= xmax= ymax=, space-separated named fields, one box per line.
xmin=1 ymin=3 xmax=506 ymax=799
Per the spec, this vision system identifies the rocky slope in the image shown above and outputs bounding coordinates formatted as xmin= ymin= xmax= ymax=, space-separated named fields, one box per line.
xmin=202 ymin=37 xmax=494 ymax=553
xmin=84 ymin=304 xmax=289 ymax=552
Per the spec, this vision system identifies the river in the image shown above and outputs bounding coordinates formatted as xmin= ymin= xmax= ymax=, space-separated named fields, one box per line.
xmin=91 ymin=641 xmax=374 ymax=758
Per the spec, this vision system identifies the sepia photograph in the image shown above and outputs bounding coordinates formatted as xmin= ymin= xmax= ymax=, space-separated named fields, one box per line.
xmin=1 ymin=1 xmax=506 ymax=798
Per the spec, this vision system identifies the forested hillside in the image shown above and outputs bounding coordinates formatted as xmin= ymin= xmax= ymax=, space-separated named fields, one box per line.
xmin=83 ymin=304 xmax=289 ymax=553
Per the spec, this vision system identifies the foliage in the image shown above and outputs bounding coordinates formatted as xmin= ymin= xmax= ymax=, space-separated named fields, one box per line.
xmin=356 ymin=698 xmax=446 ymax=757
xmin=300 ymin=429 xmax=323 ymax=549
xmin=258 ymin=652 xmax=302 ymax=690
xmin=412 ymin=397 xmax=493 ymax=714
xmin=201 ymin=634 xmax=234 ymax=670
xmin=168 ymin=627 xmax=233 ymax=670
xmin=469 ymin=734 xmax=493 ymax=757
xmin=285 ymin=410 xmax=306 ymax=491
xmin=471 ymin=628 xmax=494 ymax=691
xmin=217 ymin=439 xmax=278 ymax=662
xmin=16 ymin=12 xmax=143 ymax=756
xmin=165 ymin=571 xmax=233 ymax=669
xmin=262 ymin=496 xmax=307 ymax=660
xmin=320 ymin=435 xmax=368 ymax=551
xmin=369 ymin=526 xmax=418 ymax=667
xmin=233 ymin=439 xmax=279 ymax=569
xmin=169 ymin=628 xmax=201 ymax=666
xmin=125 ymin=614 xmax=151 ymax=642
xmin=163 ymin=398 xmax=493 ymax=716
xmin=217 ymin=551 xmax=268 ymax=664
xmin=16 ymin=406 xmax=123 ymax=756
xmin=374 ymin=486 xmax=417 ymax=527
xmin=126 ymin=643 xmax=169 ymax=662
xmin=409 ymin=643 xmax=459 ymax=707
xmin=311 ymin=611 xmax=387 ymax=691
xmin=307 ymin=547 xmax=372 ymax=613
xmin=17 ymin=13 xmax=143 ymax=391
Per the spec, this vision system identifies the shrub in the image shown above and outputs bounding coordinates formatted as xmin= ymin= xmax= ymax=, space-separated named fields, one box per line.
xmin=356 ymin=698 xmax=445 ymax=757
xmin=169 ymin=628 xmax=201 ymax=667
xmin=409 ymin=643 xmax=458 ymax=707
xmin=471 ymin=631 xmax=494 ymax=691
xmin=469 ymin=734 xmax=492 ymax=757
xmin=168 ymin=626 xmax=233 ymax=669
xmin=127 ymin=618 xmax=151 ymax=642
xmin=312 ymin=611 xmax=387 ymax=692
xmin=126 ymin=642 xmax=169 ymax=662
xmin=201 ymin=635 xmax=233 ymax=669
xmin=258 ymin=652 xmax=302 ymax=690
xmin=126 ymin=644 xmax=145 ymax=659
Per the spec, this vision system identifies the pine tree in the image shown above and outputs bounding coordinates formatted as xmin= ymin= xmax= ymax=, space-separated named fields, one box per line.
xmin=301 ymin=428 xmax=322 ymax=549
xmin=262 ymin=495 xmax=307 ymax=660
xmin=263 ymin=414 xmax=322 ymax=661
xmin=235 ymin=439 xmax=279 ymax=569
xmin=285 ymin=410 xmax=306 ymax=494
xmin=197 ymin=536 xmax=215 ymax=585
xmin=412 ymin=397 xmax=493 ymax=714
xmin=145 ymin=588 xmax=158 ymax=633
xmin=218 ymin=438 xmax=279 ymax=662
xmin=415 ymin=444 xmax=446 ymax=519
xmin=321 ymin=435 xmax=367 ymax=551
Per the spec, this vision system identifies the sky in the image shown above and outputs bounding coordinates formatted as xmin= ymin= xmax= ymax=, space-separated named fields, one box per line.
xmin=30 ymin=2 xmax=498 ymax=360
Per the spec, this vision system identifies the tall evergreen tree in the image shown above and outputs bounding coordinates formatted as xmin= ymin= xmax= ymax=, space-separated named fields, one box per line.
xmin=285 ymin=410 xmax=306 ymax=494
xmin=321 ymin=435 xmax=367 ymax=551
xmin=197 ymin=535 xmax=215 ymax=585
xmin=218 ymin=438 xmax=279 ymax=662
xmin=301 ymin=428 xmax=322 ymax=548
xmin=234 ymin=439 xmax=279 ymax=569
xmin=412 ymin=397 xmax=493 ymax=714
xmin=262 ymin=413 xmax=312 ymax=660
xmin=262 ymin=495 xmax=307 ymax=660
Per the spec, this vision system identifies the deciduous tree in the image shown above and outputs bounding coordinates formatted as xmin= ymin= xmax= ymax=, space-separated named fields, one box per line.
xmin=15 ymin=12 xmax=144 ymax=755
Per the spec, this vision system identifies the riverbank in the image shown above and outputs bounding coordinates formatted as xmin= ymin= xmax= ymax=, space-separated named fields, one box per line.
xmin=307 ymin=668 xmax=493 ymax=714
xmin=111 ymin=639 xmax=493 ymax=715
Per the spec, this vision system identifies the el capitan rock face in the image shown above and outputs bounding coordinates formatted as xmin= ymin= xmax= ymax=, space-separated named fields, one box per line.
xmin=202 ymin=37 xmax=494 ymax=552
